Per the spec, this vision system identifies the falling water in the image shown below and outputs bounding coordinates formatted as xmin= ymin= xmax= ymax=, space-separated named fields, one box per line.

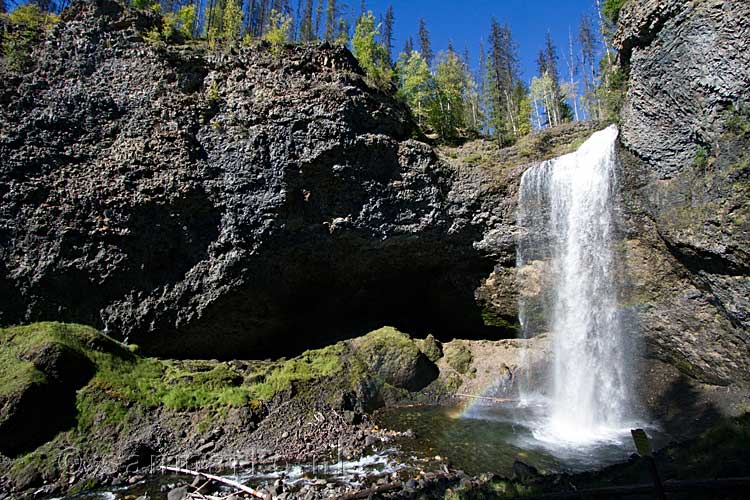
xmin=516 ymin=125 xmax=632 ymax=446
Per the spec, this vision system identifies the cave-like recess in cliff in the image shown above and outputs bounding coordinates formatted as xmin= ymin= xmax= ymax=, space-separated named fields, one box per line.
xmin=132 ymin=233 xmax=517 ymax=360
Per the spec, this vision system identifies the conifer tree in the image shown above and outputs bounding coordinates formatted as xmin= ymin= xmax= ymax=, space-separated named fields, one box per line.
xmin=486 ymin=19 xmax=526 ymax=144
xmin=403 ymin=36 xmax=414 ymax=56
xmin=418 ymin=18 xmax=433 ymax=67
xmin=578 ymin=13 xmax=600 ymax=120
xmin=299 ymin=0 xmax=314 ymax=41
xmin=324 ymin=0 xmax=337 ymax=42
xmin=335 ymin=16 xmax=349 ymax=45
xmin=535 ymin=32 xmax=570 ymax=127
xmin=314 ymin=0 xmax=324 ymax=39
xmin=222 ymin=0 xmax=243 ymax=42
xmin=565 ymin=27 xmax=580 ymax=121
xmin=264 ymin=8 xmax=293 ymax=56
xmin=381 ymin=5 xmax=394 ymax=62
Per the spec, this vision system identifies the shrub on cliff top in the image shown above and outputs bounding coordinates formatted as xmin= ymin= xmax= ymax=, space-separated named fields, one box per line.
xmin=1 ymin=4 xmax=59 ymax=71
xmin=352 ymin=11 xmax=393 ymax=90
xmin=263 ymin=9 xmax=293 ymax=58
xmin=143 ymin=4 xmax=196 ymax=44
xmin=602 ymin=0 xmax=627 ymax=25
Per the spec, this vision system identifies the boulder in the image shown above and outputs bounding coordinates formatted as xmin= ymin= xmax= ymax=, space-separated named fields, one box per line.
xmin=353 ymin=327 xmax=439 ymax=392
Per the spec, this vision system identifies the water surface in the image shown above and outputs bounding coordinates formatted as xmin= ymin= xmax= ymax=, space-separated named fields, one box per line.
xmin=376 ymin=402 xmax=668 ymax=477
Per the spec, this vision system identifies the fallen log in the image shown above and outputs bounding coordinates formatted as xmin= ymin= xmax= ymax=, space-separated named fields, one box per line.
xmin=160 ymin=465 xmax=274 ymax=500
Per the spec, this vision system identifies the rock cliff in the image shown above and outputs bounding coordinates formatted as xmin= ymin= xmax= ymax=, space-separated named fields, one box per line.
xmin=0 ymin=0 xmax=519 ymax=358
xmin=615 ymin=0 xmax=750 ymax=402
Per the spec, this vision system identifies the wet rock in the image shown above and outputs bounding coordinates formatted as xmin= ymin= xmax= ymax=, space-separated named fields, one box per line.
xmin=167 ymin=486 xmax=189 ymax=500
xmin=512 ymin=460 xmax=540 ymax=483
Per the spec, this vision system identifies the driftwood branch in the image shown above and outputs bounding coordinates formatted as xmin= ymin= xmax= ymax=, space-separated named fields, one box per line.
xmin=160 ymin=465 xmax=274 ymax=500
xmin=454 ymin=393 xmax=516 ymax=403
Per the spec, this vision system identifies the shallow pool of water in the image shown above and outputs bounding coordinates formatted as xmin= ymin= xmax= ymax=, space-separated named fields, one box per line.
xmin=376 ymin=402 xmax=668 ymax=477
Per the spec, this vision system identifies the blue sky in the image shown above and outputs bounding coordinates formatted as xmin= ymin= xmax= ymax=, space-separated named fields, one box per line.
xmin=362 ymin=0 xmax=602 ymax=84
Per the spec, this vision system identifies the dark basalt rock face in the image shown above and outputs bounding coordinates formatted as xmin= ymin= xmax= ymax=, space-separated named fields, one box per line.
xmin=0 ymin=0 xmax=513 ymax=358
xmin=614 ymin=0 xmax=750 ymax=394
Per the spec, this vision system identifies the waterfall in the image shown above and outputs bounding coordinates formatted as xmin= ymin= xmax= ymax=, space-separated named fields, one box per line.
xmin=516 ymin=125 xmax=632 ymax=445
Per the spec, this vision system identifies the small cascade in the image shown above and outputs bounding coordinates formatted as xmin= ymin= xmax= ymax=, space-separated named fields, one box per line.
xmin=516 ymin=125 xmax=634 ymax=445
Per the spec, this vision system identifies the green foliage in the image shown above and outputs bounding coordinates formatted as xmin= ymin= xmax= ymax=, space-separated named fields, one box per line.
xmin=143 ymin=26 xmax=162 ymax=45
xmin=335 ymin=17 xmax=349 ymax=45
xmin=445 ymin=342 xmax=473 ymax=375
xmin=252 ymin=344 xmax=344 ymax=400
xmin=396 ymin=50 xmax=433 ymax=127
xmin=397 ymin=45 xmax=486 ymax=143
xmin=694 ymin=146 xmax=710 ymax=169
xmin=263 ymin=9 xmax=293 ymax=58
xmin=2 ymin=4 xmax=59 ymax=71
xmin=0 ymin=322 xmax=124 ymax=398
xmin=417 ymin=334 xmax=443 ymax=363
xmin=724 ymin=104 xmax=750 ymax=138
xmin=207 ymin=79 xmax=220 ymax=102
xmin=170 ymin=4 xmax=196 ymax=39
xmin=603 ymin=0 xmax=627 ymax=25
xmin=222 ymin=0 xmax=243 ymax=44
xmin=516 ymin=93 xmax=533 ymax=137
xmin=142 ymin=4 xmax=195 ymax=44
xmin=352 ymin=11 xmax=393 ymax=90
xmin=596 ymin=54 xmax=627 ymax=123
xmin=131 ymin=0 xmax=158 ymax=10
xmin=429 ymin=50 xmax=467 ymax=142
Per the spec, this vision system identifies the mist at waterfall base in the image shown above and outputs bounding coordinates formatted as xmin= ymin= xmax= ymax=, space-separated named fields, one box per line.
xmin=380 ymin=126 xmax=664 ymax=475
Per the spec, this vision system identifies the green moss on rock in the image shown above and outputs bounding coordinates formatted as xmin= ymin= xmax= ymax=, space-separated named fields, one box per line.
xmin=481 ymin=309 xmax=519 ymax=332
xmin=417 ymin=334 xmax=444 ymax=362
xmin=445 ymin=342 xmax=473 ymax=375
xmin=353 ymin=326 xmax=439 ymax=392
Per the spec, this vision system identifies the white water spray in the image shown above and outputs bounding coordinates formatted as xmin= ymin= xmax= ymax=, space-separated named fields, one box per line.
xmin=517 ymin=125 xmax=632 ymax=445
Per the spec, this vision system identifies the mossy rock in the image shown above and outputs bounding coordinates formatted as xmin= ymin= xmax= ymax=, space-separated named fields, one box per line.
xmin=0 ymin=323 xmax=100 ymax=456
xmin=445 ymin=342 xmax=473 ymax=375
xmin=353 ymin=327 xmax=439 ymax=392
xmin=417 ymin=334 xmax=443 ymax=363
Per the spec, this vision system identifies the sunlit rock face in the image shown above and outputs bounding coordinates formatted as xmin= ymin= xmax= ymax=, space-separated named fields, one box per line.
xmin=614 ymin=0 xmax=750 ymax=404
